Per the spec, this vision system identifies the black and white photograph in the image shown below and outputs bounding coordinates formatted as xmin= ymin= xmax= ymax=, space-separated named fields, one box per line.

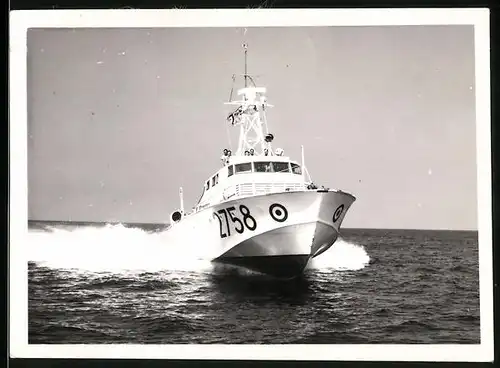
xmin=9 ymin=8 xmax=493 ymax=362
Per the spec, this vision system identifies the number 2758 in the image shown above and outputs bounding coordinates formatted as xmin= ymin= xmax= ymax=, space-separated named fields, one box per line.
xmin=213 ymin=204 xmax=257 ymax=238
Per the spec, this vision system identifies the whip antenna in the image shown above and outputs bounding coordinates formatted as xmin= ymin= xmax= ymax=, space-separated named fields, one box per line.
xmin=243 ymin=43 xmax=248 ymax=88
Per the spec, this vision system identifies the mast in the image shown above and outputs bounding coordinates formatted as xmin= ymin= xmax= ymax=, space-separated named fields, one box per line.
xmin=244 ymin=43 xmax=248 ymax=88
xmin=179 ymin=187 xmax=184 ymax=214
xmin=301 ymin=145 xmax=306 ymax=184
xmin=224 ymin=44 xmax=275 ymax=157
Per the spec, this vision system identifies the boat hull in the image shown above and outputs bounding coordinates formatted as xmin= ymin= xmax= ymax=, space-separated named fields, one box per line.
xmin=166 ymin=189 xmax=355 ymax=278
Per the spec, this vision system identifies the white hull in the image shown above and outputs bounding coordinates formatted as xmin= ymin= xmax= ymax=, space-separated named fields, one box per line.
xmin=166 ymin=189 xmax=355 ymax=278
xmin=164 ymin=54 xmax=357 ymax=278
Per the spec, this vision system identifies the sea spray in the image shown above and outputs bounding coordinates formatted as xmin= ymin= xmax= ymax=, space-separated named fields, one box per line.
xmin=308 ymin=238 xmax=370 ymax=271
xmin=27 ymin=224 xmax=213 ymax=273
xmin=27 ymin=224 xmax=370 ymax=274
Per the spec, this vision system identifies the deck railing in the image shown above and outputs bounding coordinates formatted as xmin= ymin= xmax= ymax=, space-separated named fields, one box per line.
xmin=223 ymin=182 xmax=306 ymax=200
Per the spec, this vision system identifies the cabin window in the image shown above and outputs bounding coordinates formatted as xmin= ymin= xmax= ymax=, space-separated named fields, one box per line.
xmin=205 ymin=180 xmax=210 ymax=190
xmin=254 ymin=161 xmax=273 ymax=173
xmin=273 ymin=162 xmax=290 ymax=173
xmin=235 ymin=162 xmax=252 ymax=174
xmin=291 ymin=163 xmax=302 ymax=175
xmin=228 ymin=165 xmax=234 ymax=177
xmin=212 ymin=174 xmax=218 ymax=187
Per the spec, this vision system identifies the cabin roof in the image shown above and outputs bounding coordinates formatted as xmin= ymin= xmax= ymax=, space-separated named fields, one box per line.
xmin=226 ymin=155 xmax=298 ymax=165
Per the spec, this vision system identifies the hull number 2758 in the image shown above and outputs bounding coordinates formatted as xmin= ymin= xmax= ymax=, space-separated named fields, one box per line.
xmin=214 ymin=205 xmax=257 ymax=238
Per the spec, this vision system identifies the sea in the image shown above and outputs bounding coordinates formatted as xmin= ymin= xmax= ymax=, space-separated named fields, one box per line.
xmin=27 ymin=221 xmax=480 ymax=344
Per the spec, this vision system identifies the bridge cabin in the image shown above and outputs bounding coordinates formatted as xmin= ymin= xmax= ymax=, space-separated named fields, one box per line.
xmin=194 ymin=154 xmax=309 ymax=212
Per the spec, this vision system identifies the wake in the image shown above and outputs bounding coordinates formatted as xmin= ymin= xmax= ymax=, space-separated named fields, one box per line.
xmin=27 ymin=224 xmax=370 ymax=273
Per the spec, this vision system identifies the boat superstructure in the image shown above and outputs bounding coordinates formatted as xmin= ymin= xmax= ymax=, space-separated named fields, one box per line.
xmin=166 ymin=44 xmax=356 ymax=279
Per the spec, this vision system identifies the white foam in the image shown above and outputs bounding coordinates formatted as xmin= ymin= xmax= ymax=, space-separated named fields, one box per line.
xmin=308 ymin=238 xmax=370 ymax=271
xmin=27 ymin=224 xmax=213 ymax=274
xmin=28 ymin=224 xmax=370 ymax=274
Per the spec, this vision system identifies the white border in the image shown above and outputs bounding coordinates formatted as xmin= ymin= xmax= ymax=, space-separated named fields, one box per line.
xmin=9 ymin=8 xmax=493 ymax=362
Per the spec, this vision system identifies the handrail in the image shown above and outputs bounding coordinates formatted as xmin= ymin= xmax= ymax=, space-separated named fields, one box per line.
xmin=223 ymin=182 xmax=307 ymax=199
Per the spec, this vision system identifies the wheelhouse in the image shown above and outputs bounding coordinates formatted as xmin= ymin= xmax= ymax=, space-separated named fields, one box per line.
xmin=194 ymin=155 xmax=311 ymax=211
xmin=228 ymin=160 xmax=303 ymax=176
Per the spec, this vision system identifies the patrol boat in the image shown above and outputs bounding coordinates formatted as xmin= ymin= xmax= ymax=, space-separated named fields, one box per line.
xmin=166 ymin=44 xmax=356 ymax=279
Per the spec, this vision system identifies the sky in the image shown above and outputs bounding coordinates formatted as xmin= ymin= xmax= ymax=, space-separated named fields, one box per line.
xmin=27 ymin=25 xmax=478 ymax=230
